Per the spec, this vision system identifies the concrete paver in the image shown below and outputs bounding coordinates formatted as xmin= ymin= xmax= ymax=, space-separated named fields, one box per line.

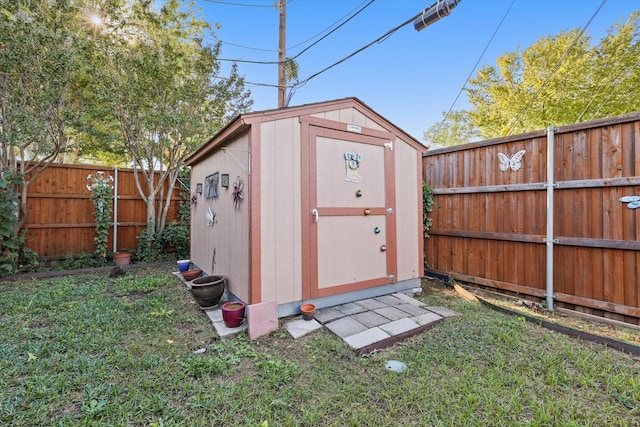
xmin=396 ymin=303 xmax=429 ymax=316
xmin=314 ymin=307 xmax=345 ymax=324
xmin=335 ymin=302 xmax=368 ymax=316
xmin=414 ymin=311 xmax=443 ymax=326
xmin=325 ymin=316 xmax=367 ymax=338
xmin=352 ymin=310 xmax=390 ymax=328
xmin=393 ymin=292 xmax=426 ymax=306
xmin=426 ymin=306 xmax=459 ymax=317
xmin=375 ymin=295 xmax=404 ymax=306
xmin=343 ymin=327 xmax=390 ymax=350
xmin=379 ymin=318 xmax=420 ymax=336
xmin=374 ymin=306 xmax=410 ymax=321
xmin=357 ymin=298 xmax=388 ymax=310
xmin=287 ymin=318 xmax=323 ymax=339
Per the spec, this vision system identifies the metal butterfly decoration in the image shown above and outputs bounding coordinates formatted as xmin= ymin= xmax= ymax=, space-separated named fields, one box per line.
xmin=619 ymin=196 xmax=640 ymax=209
xmin=498 ymin=150 xmax=526 ymax=172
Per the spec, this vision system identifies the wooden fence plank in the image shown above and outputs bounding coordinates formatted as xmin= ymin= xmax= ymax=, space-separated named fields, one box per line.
xmin=424 ymin=113 xmax=640 ymax=324
xmin=23 ymin=163 xmax=183 ymax=259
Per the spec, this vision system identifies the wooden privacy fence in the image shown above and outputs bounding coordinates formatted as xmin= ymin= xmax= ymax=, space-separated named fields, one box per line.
xmin=24 ymin=163 xmax=182 ymax=260
xmin=423 ymin=113 xmax=640 ymax=325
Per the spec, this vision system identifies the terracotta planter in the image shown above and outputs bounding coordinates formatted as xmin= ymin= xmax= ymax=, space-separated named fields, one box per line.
xmin=300 ymin=303 xmax=316 ymax=321
xmin=190 ymin=275 xmax=226 ymax=308
xmin=113 ymin=252 xmax=131 ymax=266
xmin=221 ymin=301 xmax=246 ymax=328
xmin=181 ymin=269 xmax=202 ymax=281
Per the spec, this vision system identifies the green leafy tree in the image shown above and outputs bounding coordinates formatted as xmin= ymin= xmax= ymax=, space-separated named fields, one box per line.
xmin=0 ymin=0 xmax=83 ymax=238
xmin=82 ymin=0 xmax=252 ymax=248
xmin=423 ymin=110 xmax=479 ymax=147
xmin=429 ymin=12 xmax=640 ymax=141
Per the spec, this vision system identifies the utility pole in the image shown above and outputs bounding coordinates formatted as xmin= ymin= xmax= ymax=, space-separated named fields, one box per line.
xmin=277 ymin=0 xmax=286 ymax=108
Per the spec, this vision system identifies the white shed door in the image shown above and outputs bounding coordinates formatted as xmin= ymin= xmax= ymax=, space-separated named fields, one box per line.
xmin=303 ymin=120 xmax=396 ymax=299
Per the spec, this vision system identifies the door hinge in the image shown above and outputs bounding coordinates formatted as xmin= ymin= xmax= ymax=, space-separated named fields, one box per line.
xmin=384 ymin=141 xmax=393 ymax=150
xmin=387 ymin=273 xmax=395 ymax=282
xmin=385 ymin=207 xmax=394 ymax=215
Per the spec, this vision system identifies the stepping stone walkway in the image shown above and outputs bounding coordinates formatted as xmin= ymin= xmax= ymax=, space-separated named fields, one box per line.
xmin=285 ymin=292 xmax=458 ymax=354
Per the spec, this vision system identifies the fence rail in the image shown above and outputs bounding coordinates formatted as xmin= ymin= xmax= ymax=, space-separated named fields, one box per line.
xmin=423 ymin=112 xmax=640 ymax=325
xmin=23 ymin=163 xmax=182 ymax=260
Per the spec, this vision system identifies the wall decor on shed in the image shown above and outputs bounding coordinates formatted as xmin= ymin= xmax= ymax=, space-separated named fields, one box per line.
xmin=185 ymin=97 xmax=426 ymax=318
xmin=205 ymin=172 xmax=219 ymax=198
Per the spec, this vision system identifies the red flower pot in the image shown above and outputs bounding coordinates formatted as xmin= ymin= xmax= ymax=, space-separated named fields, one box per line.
xmin=221 ymin=301 xmax=246 ymax=328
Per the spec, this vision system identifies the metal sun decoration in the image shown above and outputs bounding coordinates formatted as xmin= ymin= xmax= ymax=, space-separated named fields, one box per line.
xmin=619 ymin=196 xmax=640 ymax=209
xmin=86 ymin=171 xmax=114 ymax=191
xmin=86 ymin=171 xmax=114 ymax=213
xmin=232 ymin=176 xmax=244 ymax=209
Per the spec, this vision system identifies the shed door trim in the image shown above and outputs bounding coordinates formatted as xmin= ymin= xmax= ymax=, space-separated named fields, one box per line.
xmin=301 ymin=116 xmax=397 ymax=300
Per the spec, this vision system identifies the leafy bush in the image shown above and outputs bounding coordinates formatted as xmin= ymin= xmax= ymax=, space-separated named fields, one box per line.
xmin=91 ymin=184 xmax=114 ymax=266
xmin=0 ymin=172 xmax=39 ymax=275
xmin=133 ymin=187 xmax=191 ymax=262
xmin=423 ymin=182 xmax=434 ymax=271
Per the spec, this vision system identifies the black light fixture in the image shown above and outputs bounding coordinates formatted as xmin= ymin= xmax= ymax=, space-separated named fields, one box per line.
xmin=414 ymin=0 xmax=461 ymax=32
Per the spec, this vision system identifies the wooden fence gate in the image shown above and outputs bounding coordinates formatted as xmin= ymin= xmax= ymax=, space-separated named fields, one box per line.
xmin=423 ymin=113 xmax=640 ymax=324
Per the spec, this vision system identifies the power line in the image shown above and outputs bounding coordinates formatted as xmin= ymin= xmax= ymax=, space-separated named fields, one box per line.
xmin=504 ymin=0 xmax=608 ymax=136
xmin=200 ymin=0 xmax=281 ymax=8
xmin=288 ymin=0 xmax=375 ymax=60
xmin=291 ymin=7 xmax=422 ymax=91
xmin=430 ymin=0 xmax=514 ymax=142
xmin=214 ymin=0 xmax=376 ymax=65
xmin=288 ymin=0 xmax=373 ymax=50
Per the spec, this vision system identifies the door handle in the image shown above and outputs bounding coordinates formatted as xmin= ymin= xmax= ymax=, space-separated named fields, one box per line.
xmin=311 ymin=209 xmax=319 ymax=223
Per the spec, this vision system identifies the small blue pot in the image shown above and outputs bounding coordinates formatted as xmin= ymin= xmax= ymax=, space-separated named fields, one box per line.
xmin=177 ymin=259 xmax=191 ymax=272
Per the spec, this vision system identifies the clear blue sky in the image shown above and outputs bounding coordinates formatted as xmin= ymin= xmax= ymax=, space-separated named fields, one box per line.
xmin=193 ymin=0 xmax=638 ymax=142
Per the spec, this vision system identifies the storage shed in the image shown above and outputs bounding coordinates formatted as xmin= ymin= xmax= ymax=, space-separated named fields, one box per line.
xmin=185 ymin=98 xmax=426 ymax=317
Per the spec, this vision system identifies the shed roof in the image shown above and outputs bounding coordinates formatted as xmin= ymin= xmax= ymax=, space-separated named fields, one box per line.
xmin=185 ymin=97 xmax=425 ymax=167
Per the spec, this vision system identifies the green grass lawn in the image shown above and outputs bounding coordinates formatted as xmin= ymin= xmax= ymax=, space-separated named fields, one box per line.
xmin=1 ymin=265 xmax=639 ymax=426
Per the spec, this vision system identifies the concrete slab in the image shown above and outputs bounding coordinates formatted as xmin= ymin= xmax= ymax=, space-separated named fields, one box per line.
xmin=374 ymin=306 xmax=410 ymax=321
xmin=396 ymin=303 xmax=429 ymax=316
xmin=205 ymin=309 xmax=223 ymax=323
xmin=334 ymin=302 xmax=368 ymax=316
xmin=426 ymin=306 xmax=459 ymax=317
xmin=325 ymin=316 xmax=367 ymax=338
xmin=286 ymin=318 xmax=323 ymax=339
xmin=247 ymin=300 xmax=279 ymax=340
xmin=352 ymin=310 xmax=389 ymax=328
xmin=375 ymin=295 xmax=404 ymax=306
xmin=356 ymin=298 xmax=388 ymax=310
xmin=392 ymin=292 xmax=426 ymax=306
xmin=343 ymin=327 xmax=390 ymax=350
xmin=213 ymin=320 xmax=247 ymax=338
xmin=314 ymin=307 xmax=345 ymax=324
xmin=414 ymin=312 xmax=442 ymax=326
xmin=379 ymin=318 xmax=420 ymax=336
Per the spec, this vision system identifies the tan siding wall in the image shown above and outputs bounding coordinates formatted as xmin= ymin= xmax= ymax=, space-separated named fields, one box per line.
xmin=311 ymin=107 xmax=385 ymax=131
xmin=395 ymin=138 xmax=422 ymax=280
xmin=190 ymin=134 xmax=250 ymax=302
xmin=260 ymin=118 xmax=303 ymax=304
